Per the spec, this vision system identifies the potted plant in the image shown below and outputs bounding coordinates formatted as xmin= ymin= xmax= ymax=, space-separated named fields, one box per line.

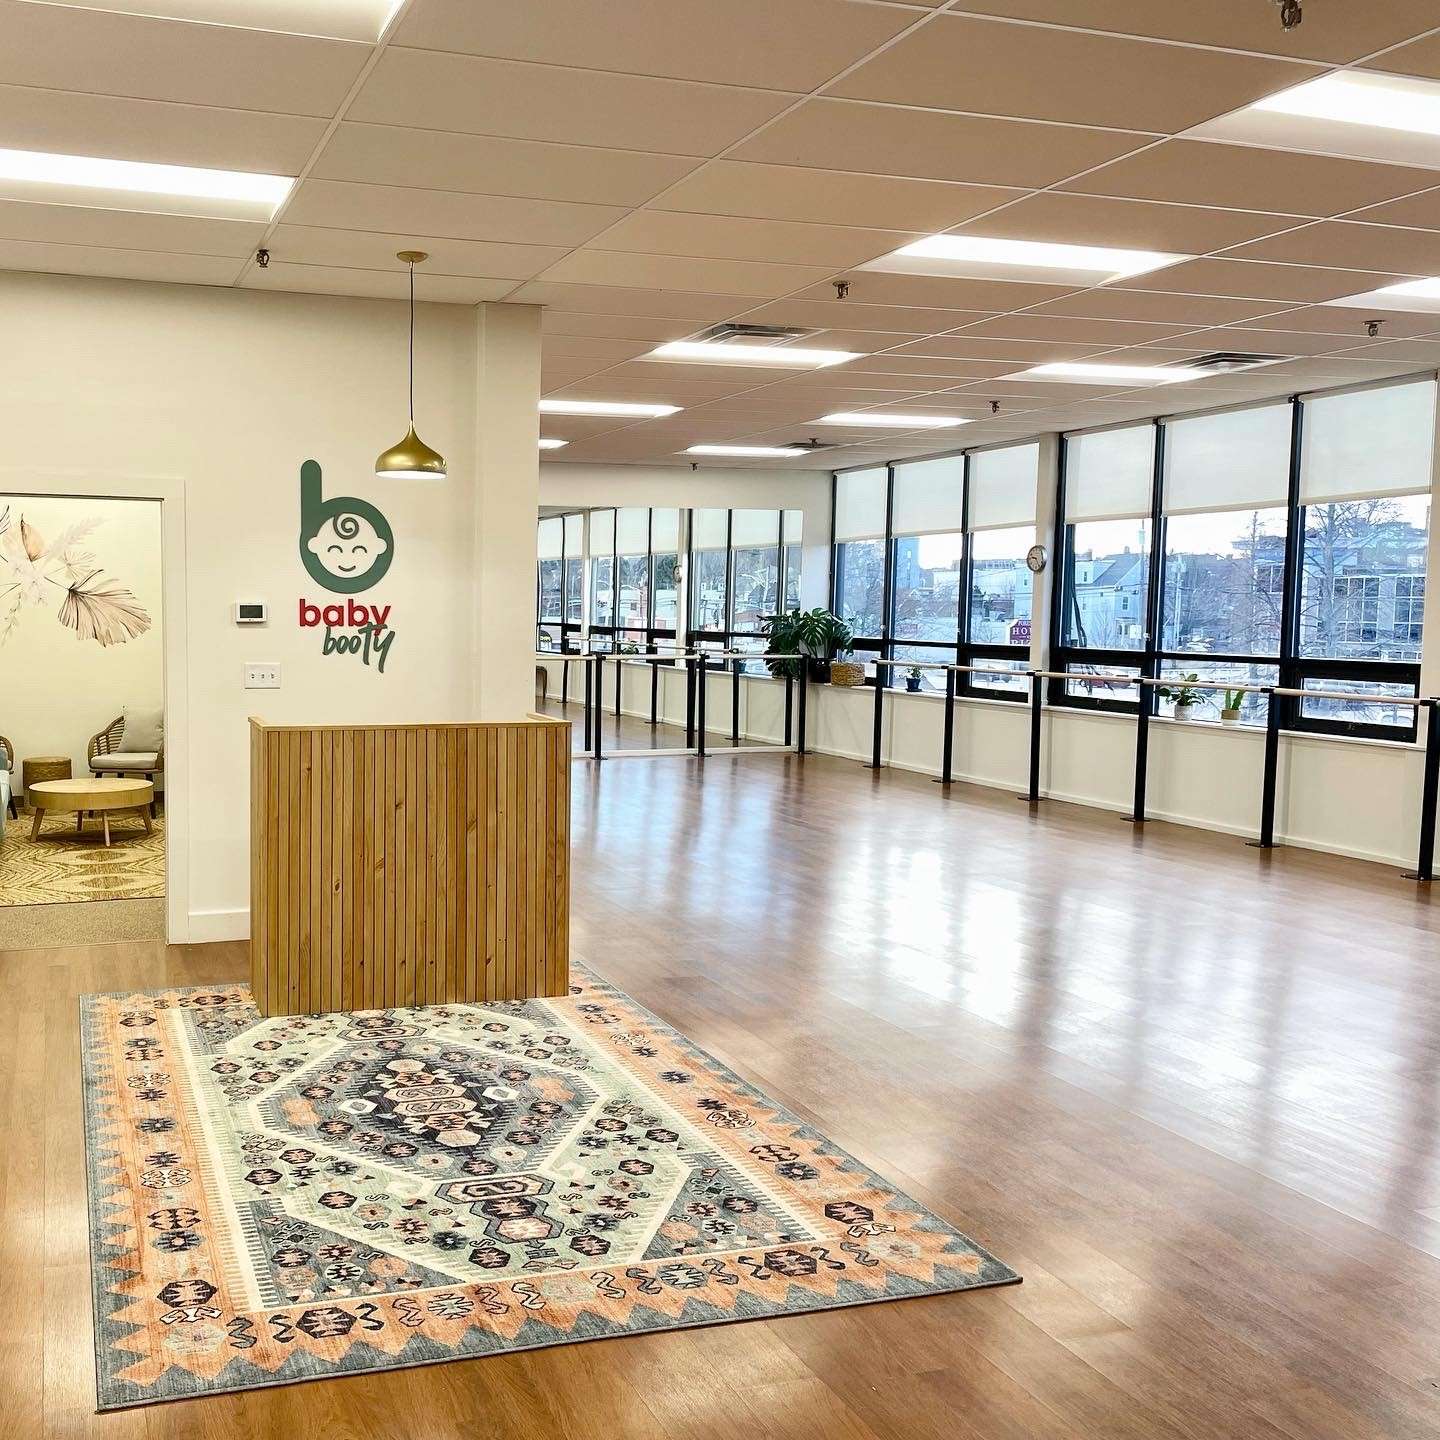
xmin=759 ymin=611 xmax=805 ymax=680
xmin=1158 ymin=673 xmax=1202 ymax=721
xmin=766 ymin=601 xmax=852 ymax=679
xmin=905 ymin=665 xmax=924 ymax=693
xmin=1220 ymin=688 xmax=1245 ymax=726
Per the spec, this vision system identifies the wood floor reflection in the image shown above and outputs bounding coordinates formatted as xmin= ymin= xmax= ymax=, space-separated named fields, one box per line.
xmin=10 ymin=720 xmax=1440 ymax=1438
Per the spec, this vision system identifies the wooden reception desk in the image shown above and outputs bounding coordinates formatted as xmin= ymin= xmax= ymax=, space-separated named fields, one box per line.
xmin=249 ymin=716 xmax=570 ymax=1017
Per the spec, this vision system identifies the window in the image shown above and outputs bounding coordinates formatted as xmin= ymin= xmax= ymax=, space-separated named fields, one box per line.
xmin=651 ymin=508 xmax=680 ymax=634
xmin=588 ymin=509 xmax=616 ymax=643
xmin=689 ymin=508 xmax=729 ymax=640
xmin=685 ymin=507 xmax=794 ymax=659
xmin=730 ymin=509 xmax=780 ymax=633
xmin=563 ymin=513 xmax=583 ymax=628
xmin=537 ymin=517 xmax=564 ymax=642
xmin=833 ymin=468 xmax=888 ymax=655
xmin=889 ymin=457 xmax=965 ymax=687
xmin=783 ymin=509 xmax=803 ymax=612
xmin=1053 ymin=378 xmax=1435 ymax=739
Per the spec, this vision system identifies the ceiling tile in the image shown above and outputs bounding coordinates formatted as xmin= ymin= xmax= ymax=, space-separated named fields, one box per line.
xmin=952 ymin=191 xmax=1306 ymax=254
xmin=394 ymin=0 xmax=915 ymax=90
xmin=798 ymin=273 xmax=1076 ymax=310
xmin=829 ymin=15 xmax=1320 ymax=132
xmin=586 ymin=211 xmax=915 ymax=269
xmin=1357 ymin=32 xmax=1440 ymax=82
xmin=541 ymin=335 xmax=653 ymax=362
xmin=1221 ymin=220 xmax=1440 ymax=276
xmin=737 ymin=299 xmax=998 ymax=333
xmin=267 ymin=224 xmax=566 ymax=279
xmin=0 ymin=84 xmax=327 ymax=173
xmin=0 ymin=239 xmax=239 ymax=285
xmin=1115 ymin=257 xmax=1409 ymax=302
xmin=541 ymin=311 xmax=698 ymax=341
xmin=891 ymin=336 xmax=1103 ymax=362
xmin=844 ymin=355 xmax=1019 ymax=379
xmin=1062 ymin=139 xmax=1440 ymax=216
xmin=732 ymin=99 xmax=1149 ymax=187
xmin=949 ymin=313 xmax=1201 ymax=345
xmin=1147 ymin=326 xmax=1345 ymax=357
xmin=1326 ymin=337 xmax=1440 ymax=362
xmin=507 ymin=282 xmax=756 ymax=320
xmin=1002 ymin=288 xmax=1294 ymax=325
xmin=35 ymin=0 xmax=396 ymax=43
xmin=652 ymin=161 xmax=1022 ymax=231
xmin=348 ymin=50 xmax=793 ymax=156
xmin=940 ymin=2 xmax=1440 ymax=63
xmin=537 ymin=249 xmax=836 ymax=297
xmin=282 ymin=180 xmax=627 ymax=247
xmin=0 ymin=198 xmax=262 ymax=256
xmin=1346 ymin=187 xmax=1440 ymax=231
xmin=0 ymin=3 xmax=369 ymax=116
xmin=242 ymin=262 xmax=514 ymax=302
xmin=1239 ymin=304 xmax=1440 ymax=337
xmin=312 ymin=124 xmax=700 ymax=206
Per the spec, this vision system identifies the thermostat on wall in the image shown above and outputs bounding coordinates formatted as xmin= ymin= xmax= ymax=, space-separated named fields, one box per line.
xmin=233 ymin=601 xmax=268 ymax=625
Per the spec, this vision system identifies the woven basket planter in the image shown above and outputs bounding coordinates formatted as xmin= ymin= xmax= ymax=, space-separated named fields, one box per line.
xmin=830 ymin=660 xmax=866 ymax=687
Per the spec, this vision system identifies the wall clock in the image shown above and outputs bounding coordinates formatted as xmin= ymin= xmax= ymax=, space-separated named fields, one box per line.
xmin=1025 ymin=543 xmax=1048 ymax=574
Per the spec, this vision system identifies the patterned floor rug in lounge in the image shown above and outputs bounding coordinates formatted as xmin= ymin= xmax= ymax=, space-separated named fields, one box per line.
xmin=0 ymin=810 xmax=164 ymax=906
xmin=82 ymin=970 xmax=1018 ymax=1409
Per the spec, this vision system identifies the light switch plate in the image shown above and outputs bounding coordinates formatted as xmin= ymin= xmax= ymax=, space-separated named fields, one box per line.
xmin=245 ymin=663 xmax=281 ymax=690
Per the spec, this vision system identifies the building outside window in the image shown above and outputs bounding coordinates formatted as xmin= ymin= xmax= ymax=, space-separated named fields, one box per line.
xmin=687 ymin=507 xmax=801 ymax=664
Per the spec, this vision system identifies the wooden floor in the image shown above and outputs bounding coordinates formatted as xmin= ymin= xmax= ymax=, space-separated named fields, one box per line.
xmin=9 ymin=715 xmax=1440 ymax=1438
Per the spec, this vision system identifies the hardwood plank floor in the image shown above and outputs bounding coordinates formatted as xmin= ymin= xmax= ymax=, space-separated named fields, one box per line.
xmin=10 ymin=717 xmax=1440 ymax=1437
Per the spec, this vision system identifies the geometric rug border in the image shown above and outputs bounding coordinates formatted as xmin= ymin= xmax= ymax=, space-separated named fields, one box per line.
xmin=81 ymin=967 xmax=1021 ymax=1412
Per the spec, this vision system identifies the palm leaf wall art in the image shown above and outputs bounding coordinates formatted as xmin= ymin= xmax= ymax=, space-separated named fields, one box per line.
xmin=0 ymin=508 xmax=152 ymax=648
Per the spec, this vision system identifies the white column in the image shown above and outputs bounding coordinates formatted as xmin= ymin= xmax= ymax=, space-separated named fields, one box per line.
xmin=472 ymin=302 xmax=542 ymax=720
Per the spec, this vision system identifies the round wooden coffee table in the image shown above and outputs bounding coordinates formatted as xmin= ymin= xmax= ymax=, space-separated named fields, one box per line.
xmin=28 ymin=778 xmax=154 ymax=847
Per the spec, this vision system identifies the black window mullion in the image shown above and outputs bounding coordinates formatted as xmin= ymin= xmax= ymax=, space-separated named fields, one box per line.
xmin=1047 ymin=434 xmax=1070 ymax=705
xmin=957 ymin=452 xmax=974 ymax=696
xmin=1277 ymin=395 xmax=1305 ymax=728
xmin=880 ymin=464 xmax=896 ymax=685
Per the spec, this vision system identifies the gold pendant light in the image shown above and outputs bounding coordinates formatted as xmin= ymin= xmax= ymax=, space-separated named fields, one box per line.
xmin=375 ymin=250 xmax=447 ymax=480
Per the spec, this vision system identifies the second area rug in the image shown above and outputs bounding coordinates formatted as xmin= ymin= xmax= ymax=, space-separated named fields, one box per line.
xmin=82 ymin=969 xmax=1018 ymax=1409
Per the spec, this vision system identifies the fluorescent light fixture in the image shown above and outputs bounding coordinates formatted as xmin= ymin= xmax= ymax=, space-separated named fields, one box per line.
xmin=538 ymin=399 xmax=681 ymax=418
xmin=861 ymin=234 xmax=1185 ymax=286
xmin=1010 ymin=362 xmax=1210 ymax=385
xmin=818 ymin=412 xmax=970 ymax=430
xmin=685 ymin=444 xmax=808 ymax=458
xmin=538 ymin=437 xmax=569 ymax=450
xmin=1329 ymin=277 xmax=1440 ymax=315
xmin=647 ymin=340 xmax=860 ymax=368
xmin=1253 ymin=73 xmax=1440 ymax=137
xmin=0 ymin=146 xmax=292 ymax=221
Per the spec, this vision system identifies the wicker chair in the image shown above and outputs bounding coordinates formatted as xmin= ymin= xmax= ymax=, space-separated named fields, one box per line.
xmin=0 ymin=734 xmax=13 ymax=820
xmin=87 ymin=714 xmax=163 ymax=817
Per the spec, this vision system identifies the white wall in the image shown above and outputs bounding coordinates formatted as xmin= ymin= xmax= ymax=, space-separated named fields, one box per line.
xmin=0 ymin=493 xmax=163 ymax=781
xmin=0 ymin=270 xmax=541 ymax=940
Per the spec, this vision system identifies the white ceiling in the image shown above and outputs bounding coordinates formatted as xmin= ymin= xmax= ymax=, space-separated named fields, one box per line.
xmin=6 ymin=0 xmax=1440 ymax=466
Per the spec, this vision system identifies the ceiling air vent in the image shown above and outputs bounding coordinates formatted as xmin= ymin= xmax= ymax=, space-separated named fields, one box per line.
xmin=1176 ymin=351 xmax=1287 ymax=373
xmin=693 ymin=321 xmax=816 ymax=344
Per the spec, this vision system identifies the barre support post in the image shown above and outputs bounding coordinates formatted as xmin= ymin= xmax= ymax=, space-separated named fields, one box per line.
xmin=867 ymin=659 xmax=885 ymax=770
xmin=1250 ymin=688 xmax=1281 ymax=849
xmin=1405 ymin=696 xmax=1440 ymax=881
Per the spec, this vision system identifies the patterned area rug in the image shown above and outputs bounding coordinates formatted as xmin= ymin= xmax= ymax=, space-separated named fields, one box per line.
xmin=0 ymin=810 xmax=164 ymax=906
xmin=82 ymin=971 xmax=1018 ymax=1409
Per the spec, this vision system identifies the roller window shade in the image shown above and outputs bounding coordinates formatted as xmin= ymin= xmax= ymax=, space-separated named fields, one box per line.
xmin=1064 ymin=426 xmax=1153 ymax=522
xmin=1163 ymin=404 xmax=1290 ymax=515
xmin=650 ymin=507 xmax=680 ymax=551
xmin=692 ymin=507 xmax=728 ymax=550
xmin=783 ymin=508 xmax=803 ymax=544
xmin=562 ymin=513 xmax=582 ymax=557
xmin=591 ymin=508 xmax=615 ymax=554
xmin=616 ymin=506 xmax=649 ymax=554
xmin=892 ymin=455 xmax=964 ymax=535
xmin=1300 ymin=379 xmax=1437 ymax=505
xmin=731 ymin=509 xmax=780 ymax=547
xmin=969 ymin=442 xmax=1039 ymax=531
xmin=834 ymin=467 xmax=888 ymax=541
xmin=537 ymin=517 xmax=563 ymax=559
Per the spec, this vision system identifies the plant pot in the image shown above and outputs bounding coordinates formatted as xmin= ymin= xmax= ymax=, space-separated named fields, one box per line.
xmin=830 ymin=660 xmax=865 ymax=688
xmin=905 ymin=677 xmax=922 ymax=692
xmin=1173 ymin=702 xmax=1196 ymax=722
xmin=806 ymin=657 xmax=832 ymax=684
xmin=1220 ymin=709 xmax=1241 ymax=726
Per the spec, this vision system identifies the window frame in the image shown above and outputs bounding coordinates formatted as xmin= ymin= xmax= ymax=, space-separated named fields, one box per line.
xmin=684 ymin=508 xmax=798 ymax=659
xmin=1051 ymin=389 xmax=1430 ymax=743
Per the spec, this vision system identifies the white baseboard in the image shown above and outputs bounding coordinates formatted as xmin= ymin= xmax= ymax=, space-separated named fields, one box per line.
xmin=188 ymin=907 xmax=249 ymax=943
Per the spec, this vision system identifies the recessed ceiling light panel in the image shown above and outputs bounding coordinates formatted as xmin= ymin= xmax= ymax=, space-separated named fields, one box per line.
xmin=1329 ymin=277 xmax=1440 ymax=315
xmin=43 ymin=1 xmax=404 ymax=43
xmin=818 ymin=412 xmax=971 ymax=429
xmin=1194 ymin=72 xmax=1440 ymax=165
xmin=1010 ymin=362 xmax=1210 ymax=386
xmin=0 ymin=146 xmax=292 ymax=221
xmin=685 ymin=444 xmax=808 ymax=458
xmin=646 ymin=341 xmax=860 ymax=369
xmin=538 ymin=437 xmax=569 ymax=449
xmin=860 ymin=234 xmax=1186 ymax=286
xmin=538 ymin=399 xmax=681 ymax=417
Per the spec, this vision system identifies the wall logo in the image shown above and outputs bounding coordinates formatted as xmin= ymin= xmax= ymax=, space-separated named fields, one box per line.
xmin=296 ymin=460 xmax=396 ymax=673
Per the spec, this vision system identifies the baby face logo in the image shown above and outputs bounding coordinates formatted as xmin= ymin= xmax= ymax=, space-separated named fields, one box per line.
xmin=297 ymin=460 xmax=396 ymax=674
xmin=299 ymin=459 xmax=393 ymax=594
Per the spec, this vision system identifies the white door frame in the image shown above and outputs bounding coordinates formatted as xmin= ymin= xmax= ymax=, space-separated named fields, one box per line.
xmin=0 ymin=467 xmax=189 ymax=944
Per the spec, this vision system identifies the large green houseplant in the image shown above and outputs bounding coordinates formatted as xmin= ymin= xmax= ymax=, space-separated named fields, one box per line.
xmin=760 ymin=608 xmax=854 ymax=682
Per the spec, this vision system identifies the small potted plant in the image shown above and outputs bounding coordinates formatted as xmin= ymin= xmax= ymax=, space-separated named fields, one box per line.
xmin=1158 ymin=672 xmax=1202 ymax=721
xmin=1220 ymin=688 xmax=1245 ymax=726
xmin=904 ymin=665 xmax=924 ymax=693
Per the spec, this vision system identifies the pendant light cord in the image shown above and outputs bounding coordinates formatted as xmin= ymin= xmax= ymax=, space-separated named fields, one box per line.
xmin=408 ymin=259 xmax=415 ymax=426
